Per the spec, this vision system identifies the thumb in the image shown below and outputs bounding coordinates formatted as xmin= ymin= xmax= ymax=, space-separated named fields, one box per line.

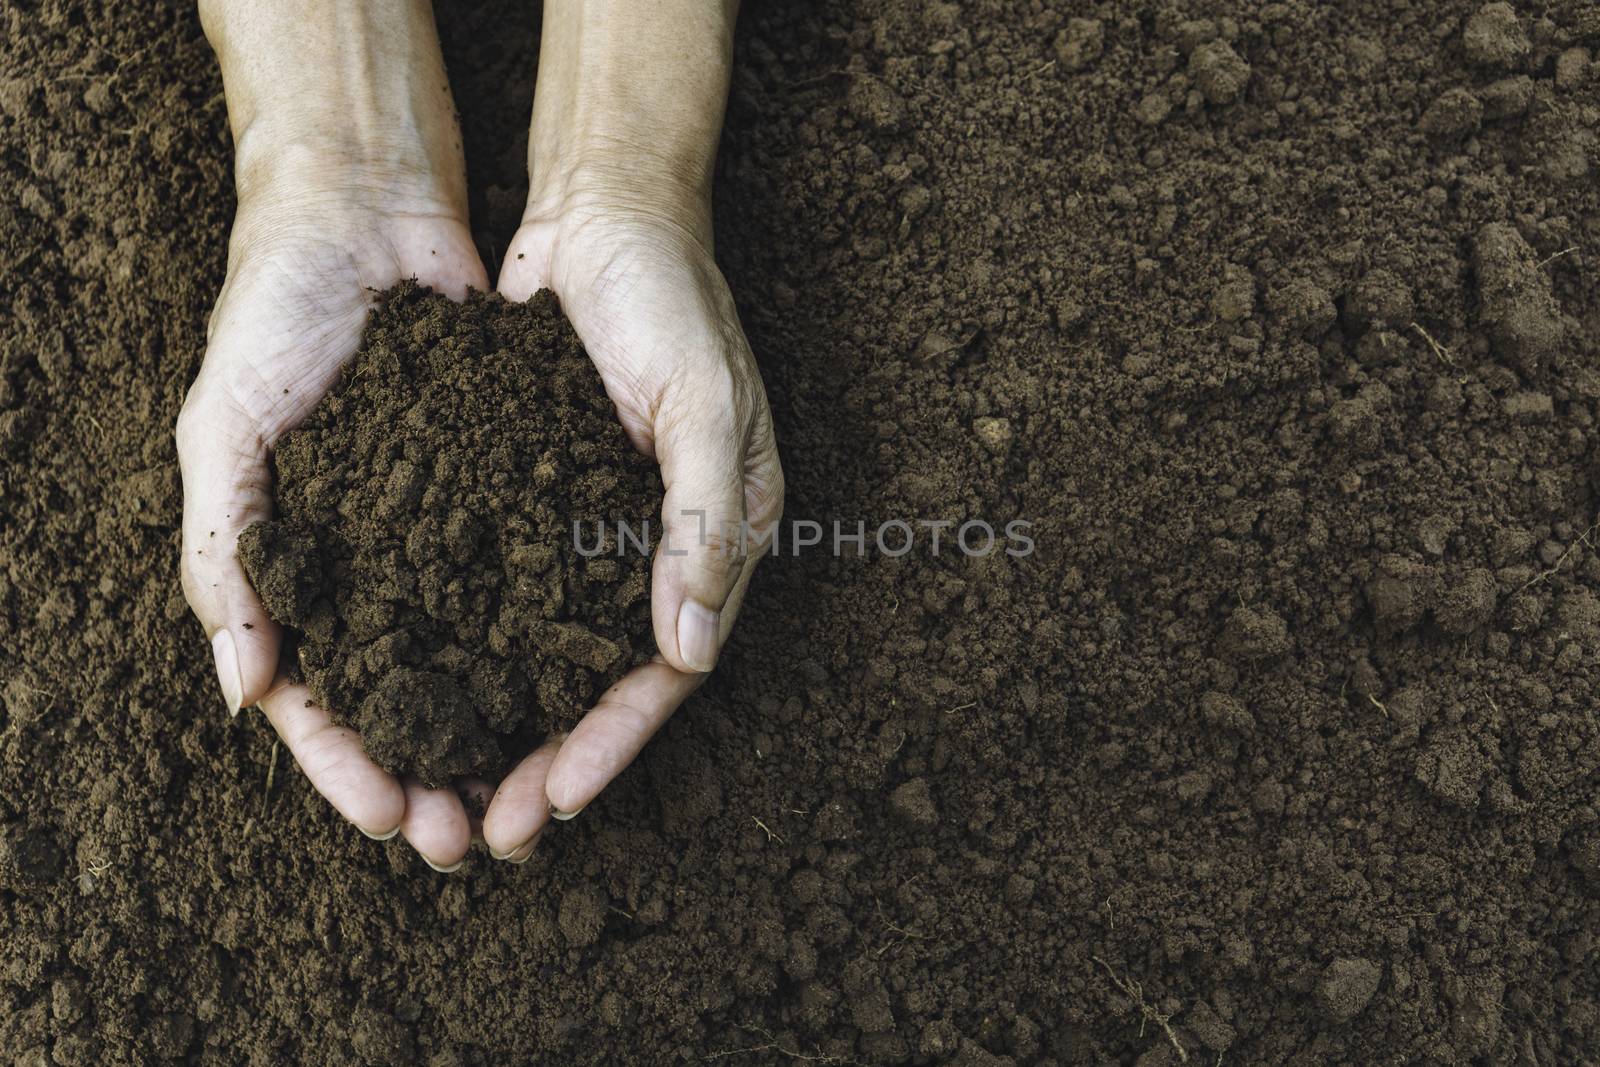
xmin=176 ymin=381 xmax=283 ymax=715
xmin=651 ymin=387 xmax=751 ymax=674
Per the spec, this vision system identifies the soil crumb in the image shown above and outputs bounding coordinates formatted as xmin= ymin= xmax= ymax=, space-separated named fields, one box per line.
xmin=239 ymin=283 xmax=659 ymax=786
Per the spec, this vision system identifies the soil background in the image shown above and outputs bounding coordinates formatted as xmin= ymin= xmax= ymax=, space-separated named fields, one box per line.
xmin=4 ymin=1 xmax=1600 ymax=1064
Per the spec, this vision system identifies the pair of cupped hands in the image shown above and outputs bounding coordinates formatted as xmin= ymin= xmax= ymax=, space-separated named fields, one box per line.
xmin=177 ymin=152 xmax=783 ymax=870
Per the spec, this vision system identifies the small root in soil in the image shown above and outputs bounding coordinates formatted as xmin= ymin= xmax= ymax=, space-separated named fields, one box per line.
xmin=872 ymin=896 xmax=928 ymax=957
xmin=1516 ymin=519 xmax=1600 ymax=592
xmin=1536 ymin=245 xmax=1578 ymax=269
xmin=260 ymin=740 xmax=280 ymax=817
xmin=1408 ymin=322 xmax=1456 ymax=367
xmin=1092 ymin=955 xmax=1189 ymax=1063
xmin=705 ymin=1024 xmax=860 ymax=1063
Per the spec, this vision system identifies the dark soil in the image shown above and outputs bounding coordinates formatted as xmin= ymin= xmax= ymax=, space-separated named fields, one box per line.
xmin=4 ymin=0 xmax=1600 ymax=1064
xmin=238 ymin=283 xmax=658 ymax=787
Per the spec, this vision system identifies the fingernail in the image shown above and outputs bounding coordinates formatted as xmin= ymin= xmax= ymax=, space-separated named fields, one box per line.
xmin=490 ymin=831 xmax=541 ymax=862
xmin=676 ymin=600 xmax=721 ymax=673
xmin=359 ymin=825 xmax=400 ymax=841
xmin=423 ymin=855 xmax=463 ymax=874
xmin=212 ymin=629 xmax=243 ymax=716
xmin=549 ymin=803 xmax=585 ymax=822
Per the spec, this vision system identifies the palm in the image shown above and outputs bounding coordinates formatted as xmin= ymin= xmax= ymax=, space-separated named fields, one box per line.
xmin=196 ymin=215 xmax=484 ymax=440
xmin=502 ymin=211 xmax=779 ymax=486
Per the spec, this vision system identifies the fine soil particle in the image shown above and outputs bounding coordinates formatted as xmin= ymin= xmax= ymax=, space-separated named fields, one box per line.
xmin=4 ymin=0 xmax=1600 ymax=1064
xmin=238 ymin=284 xmax=659 ymax=786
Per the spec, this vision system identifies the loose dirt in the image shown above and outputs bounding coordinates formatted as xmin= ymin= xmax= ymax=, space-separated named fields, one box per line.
xmin=3 ymin=0 xmax=1600 ymax=1064
xmin=238 ymin=283 xmax=658 ymax=787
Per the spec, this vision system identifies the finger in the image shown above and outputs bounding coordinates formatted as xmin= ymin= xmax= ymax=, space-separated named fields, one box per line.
xmin=651 ymin=380 xmax=753 ymax=674
xmin=258 ymin=681 xmax=405 ymax=837
xmin=399 ymin=778 xmax=472 ymax=873
xmin=504 ymin=829 xmax=543 ymax=864
xmin=716 ymin=553 xmax=764 ymax=644
xmin=721 ymin=415 xmax=784 ymax=632
xmin=177 ymin=381 xmax=282 ymax=715
xmin=544 ymin=657 xmax=705 ymax=818
xmin=481 ymin=735 xmax=564 ymax=859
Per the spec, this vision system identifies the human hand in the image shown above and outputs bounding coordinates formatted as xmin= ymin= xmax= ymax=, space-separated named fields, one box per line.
xmin=481 ymin=189 xmax=783 ymax=859
xmin=181 ymin=0 xmax=488 ymax=870
xmin=478 ymin=0 xmax=782 ymax=861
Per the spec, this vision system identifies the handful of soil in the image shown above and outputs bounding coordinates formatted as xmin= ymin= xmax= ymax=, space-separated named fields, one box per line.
xmin=239 ymin=282 xmax=661 ymax=787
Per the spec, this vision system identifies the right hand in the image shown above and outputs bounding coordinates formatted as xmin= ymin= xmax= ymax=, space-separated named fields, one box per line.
xmin=177 ymin=165 xmax=488 ymax=869
xmin=187 ymin=0 xmax=491 ymax=871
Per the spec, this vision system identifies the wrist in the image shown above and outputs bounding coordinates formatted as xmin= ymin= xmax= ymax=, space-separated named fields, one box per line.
xmin=523 ymin=154 xmax=713 ymax=244
xmin=231 ymin=126 xmax=464 ymax=223
xmin=204 ymin=0 xmax=467 ymax=222
xmin=523 ymin=0 xmax=738 ymax=241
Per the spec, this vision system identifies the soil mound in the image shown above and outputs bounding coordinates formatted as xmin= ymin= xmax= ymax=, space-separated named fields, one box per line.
xmin=239 ymin=283 xmax=659 ymax=786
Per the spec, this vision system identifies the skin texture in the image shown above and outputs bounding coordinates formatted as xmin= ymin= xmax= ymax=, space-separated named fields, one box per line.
xmin=181 ymin=0 xmax=781 ymax=870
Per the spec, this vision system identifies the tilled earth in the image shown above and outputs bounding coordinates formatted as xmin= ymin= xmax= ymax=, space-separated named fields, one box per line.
xmin=3 ymin=1 xmax=1600 ymax=1064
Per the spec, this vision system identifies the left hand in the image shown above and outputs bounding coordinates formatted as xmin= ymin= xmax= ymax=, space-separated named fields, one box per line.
xmin=480 ymin=190 xmax=784 ymax=861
